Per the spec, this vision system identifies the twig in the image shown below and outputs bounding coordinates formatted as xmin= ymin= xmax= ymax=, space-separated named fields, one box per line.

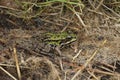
xmin=98 ymin=66 xmax=113 ymax=73
xmin=72 ymin=49 xmax=82 ymax=61
xmin=87 ymin=68 xmax=117 ymax=76
xmin=98 ymin=61 xmax=116 ymax=69
xmin=74 ymin=12 xmax=86 ymax=27
xmin=87 ymin=70 xmax=99 ymax=80
xmin=0 ymin=66 xmax=17 ymax=80
xmin=59 ymin=58 xmax=64 ymax=71
xmin=95 ymin=0 xmax=104 ymax=11
xmin=88 ymin=9 xmax=103 ymax=15
xmin=0 ymin=63 xmax=30 ymax=69
xmin=13 ymin=47 xmax=21 ymax=80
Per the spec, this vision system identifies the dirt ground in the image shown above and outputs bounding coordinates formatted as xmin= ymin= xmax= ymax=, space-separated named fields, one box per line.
xmin=0 ymin=0 xmax=120 ymax=80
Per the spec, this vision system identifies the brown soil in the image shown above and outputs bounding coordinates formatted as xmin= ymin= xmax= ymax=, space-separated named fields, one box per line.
xmin=0 ymin=0 xmax=120 ymax=80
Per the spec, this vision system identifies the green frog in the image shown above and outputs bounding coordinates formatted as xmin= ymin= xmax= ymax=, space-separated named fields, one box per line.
xmin=44 ymin=32 xmax=77 ymax=55
xmin=44 ymin=32 xmax=77 ymax=46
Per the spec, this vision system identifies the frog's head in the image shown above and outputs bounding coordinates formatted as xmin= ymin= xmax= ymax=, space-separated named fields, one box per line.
xmin=67 ymin=33 xmax=76 ymax=38
xmin=65 ymin=33 xmax=77 ymax=42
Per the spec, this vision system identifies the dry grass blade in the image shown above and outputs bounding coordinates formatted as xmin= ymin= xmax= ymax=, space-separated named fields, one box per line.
xmin=87 ymin=70 xmax=99 ymax=80
xmin=75 ymin=12 xmax=86 ymax=27
xmin=0 ymin=63 xmax=30 ymax=69
xmin=0 ymin=66 xmax=17 ymax=80
xmin=13 ymin=47 xmax=21 ymax=80
xmin=98 ymin=61 xmax=116 ymax=69
xmin=71 ymin=40 xmax=107 ymax=80
xmin=88 ymin=68 xmax=117 ymax=76
xmin=59 ymin=58 xmax=64 ymax=71
xmin=95 ymin=0 xmax=104 ymax=11
xmin=72 ymin=49 xmax=82 ymax=61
